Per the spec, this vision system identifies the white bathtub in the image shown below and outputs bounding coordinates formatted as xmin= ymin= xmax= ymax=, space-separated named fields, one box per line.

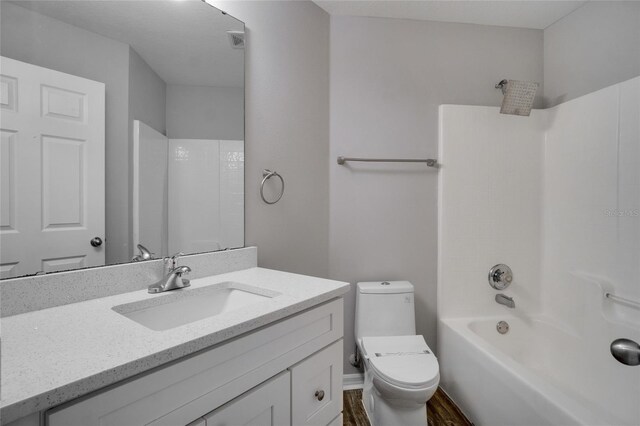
xmin=438 ymin=316 xmax=640 ymax=426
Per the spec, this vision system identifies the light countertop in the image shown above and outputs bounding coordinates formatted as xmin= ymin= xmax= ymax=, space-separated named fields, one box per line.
xmin=0 ymin=267 xmax=349 ymax=423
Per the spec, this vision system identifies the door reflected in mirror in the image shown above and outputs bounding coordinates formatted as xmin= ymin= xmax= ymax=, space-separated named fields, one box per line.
xmin=0 ymin=0 xmax=245 ymax=279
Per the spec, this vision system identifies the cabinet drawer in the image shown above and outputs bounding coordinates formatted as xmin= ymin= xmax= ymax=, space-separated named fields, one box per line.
xmin=290 ymin=340 xmax=343 ymax=426
xmin=204 ymin=372 xmax=290 ymax=426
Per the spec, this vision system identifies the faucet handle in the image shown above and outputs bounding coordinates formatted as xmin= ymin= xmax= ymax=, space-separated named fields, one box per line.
xmin=132 ymin=244 xmax=155 ymax=262
xmin=173 ymin=265 xmax=191 ymax=276
xmin=488 ymin=264 xmax=513 ymax=290
xmin=167 ymin=252 xmax=184 ymax=260
xmin=164 ymin=252 xmax=185 ymax=269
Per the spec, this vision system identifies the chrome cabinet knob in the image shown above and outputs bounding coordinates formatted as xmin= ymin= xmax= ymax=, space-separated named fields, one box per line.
xmin=315 ymin=390 xmax=325 ymax=401
xmin=488 ymin=264 xmax=513 ymax=290
xmin=90 ymin=237 xmax=103 ymax=247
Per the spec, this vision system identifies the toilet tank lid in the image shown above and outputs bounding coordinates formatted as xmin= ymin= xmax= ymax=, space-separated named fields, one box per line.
xmin=357 ymin=281 xmax=413 ymax=294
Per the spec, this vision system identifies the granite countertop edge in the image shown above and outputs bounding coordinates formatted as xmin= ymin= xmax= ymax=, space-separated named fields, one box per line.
xmin=1 ymin=268 xmax=350 ymax=423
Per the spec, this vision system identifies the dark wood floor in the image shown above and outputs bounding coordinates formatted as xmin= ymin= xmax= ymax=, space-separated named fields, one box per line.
xmin=343 ymin=388 xmax=472 ymax=426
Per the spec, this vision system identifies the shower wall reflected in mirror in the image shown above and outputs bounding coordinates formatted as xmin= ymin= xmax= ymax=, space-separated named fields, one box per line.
xmin=0 ymin=0 xmax=245 ymax=279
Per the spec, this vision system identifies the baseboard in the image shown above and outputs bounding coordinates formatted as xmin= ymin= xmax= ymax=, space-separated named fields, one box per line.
xmin=343 ymin=373 xmax=364 ymax=390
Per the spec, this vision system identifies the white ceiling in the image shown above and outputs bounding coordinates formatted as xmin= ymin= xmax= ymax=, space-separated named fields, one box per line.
xmin=12 ymin=0 xmax=244 ymax=87
xmin=313 ymin=0 xmax=588 ymax=29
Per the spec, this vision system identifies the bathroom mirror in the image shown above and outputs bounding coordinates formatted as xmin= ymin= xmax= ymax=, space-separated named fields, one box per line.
xmin=0 ymin=0 xmax=245 ymax=279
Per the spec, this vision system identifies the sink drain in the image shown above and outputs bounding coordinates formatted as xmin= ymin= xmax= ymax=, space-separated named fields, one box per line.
xmin=496 ymin=320 xmax=509 ymax=334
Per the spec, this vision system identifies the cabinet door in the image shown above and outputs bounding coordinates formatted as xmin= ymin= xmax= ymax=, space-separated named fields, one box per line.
xmin=204 ymin=372 xmax=290 ymax=426
xmin=290 ymin=340 xmax=343 ymax=426
xmin=327 ymin=413 xmax=343 ymax=426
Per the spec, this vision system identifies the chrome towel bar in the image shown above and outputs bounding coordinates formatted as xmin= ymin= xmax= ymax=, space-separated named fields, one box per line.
xmin=605 ymin=292 xmax=640 ymax=310
xmin=337 ymin=156 xmax=438 ymax=167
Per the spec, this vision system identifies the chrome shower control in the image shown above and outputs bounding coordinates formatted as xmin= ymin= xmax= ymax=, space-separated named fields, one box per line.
xmin=488 ymin=264 xmax=513 ymax=290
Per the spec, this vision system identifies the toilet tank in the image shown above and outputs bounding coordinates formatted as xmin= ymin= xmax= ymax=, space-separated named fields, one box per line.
xmin=355 ymin=281 xmax=416 ymax=342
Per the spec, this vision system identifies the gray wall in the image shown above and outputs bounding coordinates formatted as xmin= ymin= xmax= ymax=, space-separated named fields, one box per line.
xmin=128 ymin=48 xmax=167 ymax=137
xmin=166 ymin=85 xmax=244 ymax=140
xmin=210 ymin=1 xmax=330 ymax=278
xmin=329 ymin=16 xmax=543 ymax=374
xmin=1 ymin=2 xmax=132 ymax=265
xmin=544 ymin=1 xmax=640 ymax=107
xmin=127 ymin=48 xmax=167 ymax=259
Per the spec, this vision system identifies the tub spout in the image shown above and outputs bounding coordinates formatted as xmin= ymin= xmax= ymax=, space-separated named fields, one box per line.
xmin=496 ymin=293 xmax=515 ymax=308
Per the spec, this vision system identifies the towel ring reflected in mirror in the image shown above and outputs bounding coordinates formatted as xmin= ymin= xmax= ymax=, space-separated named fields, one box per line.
xmin=260 ymin=169 xmax=284 ymax=204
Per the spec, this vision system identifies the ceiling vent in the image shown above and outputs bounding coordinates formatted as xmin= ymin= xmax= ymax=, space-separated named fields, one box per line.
xmin=227 ymin=31 xmax=244 ymax=49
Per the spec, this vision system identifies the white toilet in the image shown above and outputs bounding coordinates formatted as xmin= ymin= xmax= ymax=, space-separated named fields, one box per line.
xmin=355 ymin=281 xmax=440 ymax=426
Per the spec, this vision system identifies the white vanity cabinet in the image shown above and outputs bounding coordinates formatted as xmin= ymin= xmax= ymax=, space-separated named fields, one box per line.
xmin=44 ymin=299 xmax=344 ymax=426
xmin=290 ymin=341 xmax=343 ymax=426
xmin=203 ymin=372 xmax=291 ymax=426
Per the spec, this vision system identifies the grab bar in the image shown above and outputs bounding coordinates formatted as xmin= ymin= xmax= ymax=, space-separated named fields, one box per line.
xmin=604 ymin=292 xmax=640 ymax=310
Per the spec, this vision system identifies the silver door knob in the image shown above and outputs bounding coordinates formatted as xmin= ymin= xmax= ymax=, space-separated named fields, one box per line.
xmin=611 ymin=338 xmax=640 ymax=366
xmin=314 ymin=390 xmax=325 ymax=401
xmin=90 ymin=237 xmax=103 ymax=247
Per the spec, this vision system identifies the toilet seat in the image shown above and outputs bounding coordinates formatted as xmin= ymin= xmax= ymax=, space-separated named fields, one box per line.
xmin=361 ymin=335 xmax=439 ymax=389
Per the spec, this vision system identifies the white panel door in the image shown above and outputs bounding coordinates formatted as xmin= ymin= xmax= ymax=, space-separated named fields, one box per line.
xmin=133 ymin=120 xmax=168 ymax=258
xmin=204 ymin=372 xmax=291 ymax=426
xmin=0 ymin=56 xmax=105 ymax=277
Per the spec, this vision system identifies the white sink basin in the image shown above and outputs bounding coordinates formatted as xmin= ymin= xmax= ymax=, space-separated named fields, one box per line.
xmin=113 ymin=282 xmax=279 ymax=331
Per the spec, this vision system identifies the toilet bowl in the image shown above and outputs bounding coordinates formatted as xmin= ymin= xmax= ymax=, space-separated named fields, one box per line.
xmin=355 ymin=282 xmax=440 ymax=426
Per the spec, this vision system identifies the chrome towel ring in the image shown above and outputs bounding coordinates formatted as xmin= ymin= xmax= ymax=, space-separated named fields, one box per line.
xmin=260 ymin=169 xmax=284 ymax=204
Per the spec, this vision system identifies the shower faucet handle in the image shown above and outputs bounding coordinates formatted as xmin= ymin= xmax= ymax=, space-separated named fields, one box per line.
xmin=488 ymin=264 xmax=513 ymax=290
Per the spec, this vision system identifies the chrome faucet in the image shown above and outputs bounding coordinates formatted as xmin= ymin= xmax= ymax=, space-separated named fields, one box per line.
xmin=495 ymin=293 xmax=515 ymax=308
xmin=132 ymin=244 xmax=154 ymax=262
xmin=148 ymin=253 xmax=191 ymax=294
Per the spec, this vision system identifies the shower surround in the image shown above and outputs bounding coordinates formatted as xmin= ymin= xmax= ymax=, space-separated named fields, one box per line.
xmin=437 ymin=77 xmax=640 ymax=425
